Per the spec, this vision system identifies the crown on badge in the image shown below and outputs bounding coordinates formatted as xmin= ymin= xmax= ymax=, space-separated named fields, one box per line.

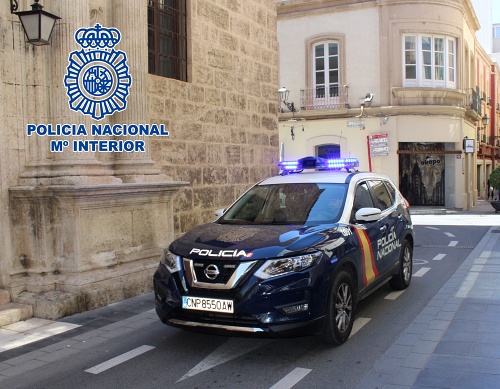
xmin=74 ymin=24 xmax=121 ymax=51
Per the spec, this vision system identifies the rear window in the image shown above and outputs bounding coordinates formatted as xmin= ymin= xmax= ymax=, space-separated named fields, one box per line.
xmin=367 ymin=180 xmax=394 ymax=210
xmin=219 ymin=183 xmax=348 ymax=225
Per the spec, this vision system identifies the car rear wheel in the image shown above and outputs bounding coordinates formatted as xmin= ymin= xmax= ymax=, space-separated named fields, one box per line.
xmin=389 ymin=239 xmax=412 ymax=290
xmin=322 ymin=270 xmax=355 ymax=345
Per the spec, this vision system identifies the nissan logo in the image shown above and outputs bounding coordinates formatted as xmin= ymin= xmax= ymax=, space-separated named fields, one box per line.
xmin=204 ymin=264 xmax=220 ymax=280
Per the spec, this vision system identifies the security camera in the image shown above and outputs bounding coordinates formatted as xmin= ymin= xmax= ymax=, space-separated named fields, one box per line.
xmin=361 ymin=93 xmax=374 ymax=108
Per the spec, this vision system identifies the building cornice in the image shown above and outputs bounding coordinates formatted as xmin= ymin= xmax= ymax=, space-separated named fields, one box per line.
xmin=278 ymin=105 xmax=477 ymax=124
xmin=277 ymin=0 xmax=480 ymax=32
xmin=277 ymin=0 xmax=375 ymax=19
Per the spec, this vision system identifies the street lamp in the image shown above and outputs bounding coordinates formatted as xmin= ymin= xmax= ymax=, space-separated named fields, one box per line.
xmin=482 ymin=114 xmax=490 ymax=129
xmin=278 ymin=87 xmax=296 ymax=113
xmin=10 ymin=0 xmax=60 ymax=46
xmin=478 ymin=114 xmax=489 ymax=131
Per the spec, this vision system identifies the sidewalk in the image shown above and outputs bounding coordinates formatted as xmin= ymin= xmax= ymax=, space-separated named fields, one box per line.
xmin=410 ymin=198 xmax=497 ymax=215
xmin=358 ymin=211 xmax=500 ymax=388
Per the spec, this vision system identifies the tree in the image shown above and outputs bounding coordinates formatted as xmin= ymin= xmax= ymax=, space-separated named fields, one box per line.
xmin=490 ymin=167 xmax=500 ymax=192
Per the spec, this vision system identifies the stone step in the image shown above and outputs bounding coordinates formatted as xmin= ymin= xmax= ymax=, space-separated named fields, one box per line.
xmin=0 ymin=303 xmax=33 ymax=327
xmin=0 ymin=289 xmax=10 ymax=305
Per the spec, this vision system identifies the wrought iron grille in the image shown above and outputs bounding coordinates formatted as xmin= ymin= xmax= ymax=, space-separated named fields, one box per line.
xmin=148 ymin=0 xmax=187 ymax=81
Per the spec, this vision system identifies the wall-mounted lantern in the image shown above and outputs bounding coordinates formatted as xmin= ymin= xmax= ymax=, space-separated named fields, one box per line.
xmin=10 ymin=0 xmax=60 ymax=46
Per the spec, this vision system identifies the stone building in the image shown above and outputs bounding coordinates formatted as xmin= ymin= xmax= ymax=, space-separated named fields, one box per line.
xmin=0 ymin=0 xmax=278 ymax=321
xmin=277 ymin=0 xmax=500 ymax=209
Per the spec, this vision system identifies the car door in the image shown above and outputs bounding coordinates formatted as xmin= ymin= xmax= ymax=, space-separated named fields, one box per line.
xmin=350 ymin=181 xmax=384 ymax=290
xmin=366 ymin=179 xmax=400 ymax=276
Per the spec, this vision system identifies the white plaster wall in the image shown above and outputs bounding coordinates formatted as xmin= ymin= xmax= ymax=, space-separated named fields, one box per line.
xmin=278 ymin=116 xmax=399 ymax=183
xmin=278 ymin=5 xmax=380 ymax=108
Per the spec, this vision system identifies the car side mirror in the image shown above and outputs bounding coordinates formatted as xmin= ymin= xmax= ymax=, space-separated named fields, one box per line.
xmin=214 ymin=208 xmax=226 ymax=218
xmin=355 ymin=207 xmax=381 ymax=222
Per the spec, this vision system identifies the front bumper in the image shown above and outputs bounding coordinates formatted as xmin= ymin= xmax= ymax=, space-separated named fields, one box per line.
xmin=153 ymin=260 xmax=329 ymax=337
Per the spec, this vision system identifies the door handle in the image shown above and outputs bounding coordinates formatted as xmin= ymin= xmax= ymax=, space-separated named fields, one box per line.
xmin=379 ymin=225 xmax=387 ymax=233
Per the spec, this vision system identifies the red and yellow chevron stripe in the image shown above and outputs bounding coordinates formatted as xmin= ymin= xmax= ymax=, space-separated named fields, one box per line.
xmin=353 ymin=227 xmax=379 ymax=287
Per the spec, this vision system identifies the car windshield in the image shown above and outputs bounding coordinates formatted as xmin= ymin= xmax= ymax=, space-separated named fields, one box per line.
xmin=218 ymin=183 xmax=348 ymax=225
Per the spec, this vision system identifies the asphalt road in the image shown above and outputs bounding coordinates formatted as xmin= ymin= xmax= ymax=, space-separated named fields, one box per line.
xmin=0 ymin=224 xmax=490 ymax=389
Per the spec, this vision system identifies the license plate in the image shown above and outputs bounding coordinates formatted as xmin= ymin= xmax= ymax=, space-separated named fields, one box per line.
xmin=182 ymin=296 xmax=234 ymax=313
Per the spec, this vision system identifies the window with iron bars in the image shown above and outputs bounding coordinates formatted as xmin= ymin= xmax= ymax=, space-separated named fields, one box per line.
xmin=148 ymin=0 xmax=187 ymax=81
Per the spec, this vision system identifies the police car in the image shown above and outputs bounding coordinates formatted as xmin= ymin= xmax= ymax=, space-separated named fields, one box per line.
xmin=153 ymin=156 xmax=414 ymax=344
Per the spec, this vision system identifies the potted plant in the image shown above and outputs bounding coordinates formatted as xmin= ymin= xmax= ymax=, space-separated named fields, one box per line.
xmin=489 ymin=167 xmax=500 ymax=212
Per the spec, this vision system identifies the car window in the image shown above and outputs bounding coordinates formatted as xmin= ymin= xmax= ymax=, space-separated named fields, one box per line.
xmin=225 ymin=186 xmax=269 ymax=222
xmin=367 ymin=180 xmax=393 ymax=211
xmin=352 ymin=182 xmax=374 ymax=216
xmin=219 ymin=183 xmax=348 ymax=225
xmin=384 ymin=180 xmax=396 ymax=202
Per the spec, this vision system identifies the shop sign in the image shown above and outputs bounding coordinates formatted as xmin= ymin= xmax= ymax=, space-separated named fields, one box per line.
xmin=463 ymin=139 xmax=475 ymax=153
xmin=368 ymin=133 xmax=389 ymax=157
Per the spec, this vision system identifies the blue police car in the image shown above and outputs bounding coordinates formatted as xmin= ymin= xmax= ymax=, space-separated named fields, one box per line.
xmin=153 ymin=157 xmax=414 ymax=344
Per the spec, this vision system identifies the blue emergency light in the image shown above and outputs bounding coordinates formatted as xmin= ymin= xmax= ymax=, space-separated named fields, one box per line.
xmin=278 ymin=156 xmax=359 ymax=174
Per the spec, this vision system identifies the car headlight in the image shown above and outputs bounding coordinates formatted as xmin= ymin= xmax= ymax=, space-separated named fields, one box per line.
xmin=160 ymin=249 xmax=181 ymax=273
xmin=255 ymin=252 xmax=322 ymax=280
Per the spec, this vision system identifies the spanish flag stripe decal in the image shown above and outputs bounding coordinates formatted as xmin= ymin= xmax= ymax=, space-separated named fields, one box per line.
xmin=354 ymin=227 xmax=379 ymax=287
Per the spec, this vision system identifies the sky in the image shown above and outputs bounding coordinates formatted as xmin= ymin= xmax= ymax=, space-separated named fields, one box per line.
xmin=494 ymin=0 xmax=500 ymax=23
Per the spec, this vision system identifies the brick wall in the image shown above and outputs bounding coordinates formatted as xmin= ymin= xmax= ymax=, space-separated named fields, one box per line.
xmin=148 ymin=0 xmax=279 ymax=236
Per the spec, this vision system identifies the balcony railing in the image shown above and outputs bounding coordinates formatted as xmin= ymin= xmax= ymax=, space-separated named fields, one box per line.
xmin=300 ymin=85 xmax=349 ymax=110
xmin=467 ymin=88 xmax=482 ymax=116
xmin=298 ymin=86 xmax=484 ymax=115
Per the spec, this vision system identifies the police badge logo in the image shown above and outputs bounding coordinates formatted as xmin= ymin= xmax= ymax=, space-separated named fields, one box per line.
xmin=64 ymin=24 xmax=132 ymax=120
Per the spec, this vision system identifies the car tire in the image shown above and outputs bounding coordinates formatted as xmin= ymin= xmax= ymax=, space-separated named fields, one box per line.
xmin=389 ymin=239 xmax=412 ymax=290
xmin=322 ymin=270 xmax=356 ymax=345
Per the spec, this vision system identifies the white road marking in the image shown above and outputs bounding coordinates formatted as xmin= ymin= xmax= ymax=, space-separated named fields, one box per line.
xmin=351 ymin=317 xmax=371 ymax=336
xmin=413 ymin=267 xmax=431 ymax=277
xmin=444 ymin=232 xmax=455 ymax=237
xmin=432 ymin=254 xmax=446 ymax=261
xmin=0 ymin=320 xmax=81 ymax=353
xmin=425 ymin=226 xmax=440 ymax=230
xmin=178 ymin=338 xmax=273 ymax=382
xmin=413 ymin=258 xmax=429 ymax=265
xmin=385 ymin=290 xmax=405 ymax=300
xmin=412 ymin=215 xmax=500 ymax=226
xmin=448 ymin=241 xmax=458 ymax=247
xmin=85 ymin=345 xmax=155 ymax=374
xmin=269 ymin=367 xmax=312 ymax=389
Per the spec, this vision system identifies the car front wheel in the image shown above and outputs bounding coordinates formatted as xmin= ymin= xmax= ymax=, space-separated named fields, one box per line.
xmin=322 ymin=270 xmax=355 ymax=345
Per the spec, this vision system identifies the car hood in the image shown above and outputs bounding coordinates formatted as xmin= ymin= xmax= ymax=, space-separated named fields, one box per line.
xmin=169 ymin=222 xmax=344 ymax=260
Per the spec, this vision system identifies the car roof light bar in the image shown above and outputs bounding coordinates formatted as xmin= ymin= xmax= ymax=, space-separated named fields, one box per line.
xmin=278 ymin=156 xmax=359 ymax=174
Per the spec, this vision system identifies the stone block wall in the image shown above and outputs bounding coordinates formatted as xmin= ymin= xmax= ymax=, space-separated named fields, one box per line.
xmin=0 ymin=0 xmax=279 ymax=317
xmin=148 ymin=0 xmax=280 ymax=236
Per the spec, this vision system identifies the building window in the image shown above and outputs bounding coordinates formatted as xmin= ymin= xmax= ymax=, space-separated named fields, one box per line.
xmin=494 ymin=26 xmax=500 ymax=38
xmin=313 ymin=41 xmax=340 ymax=99
xmin=403 ymin=34 xmax=456 ymax=89
xmin=317 ymin=144 xmax=340 ymax=159
xmin=303 ymin=34 xmax=346 ymax=110
xmin=148 ymin=0 xmax=187 ymax=81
